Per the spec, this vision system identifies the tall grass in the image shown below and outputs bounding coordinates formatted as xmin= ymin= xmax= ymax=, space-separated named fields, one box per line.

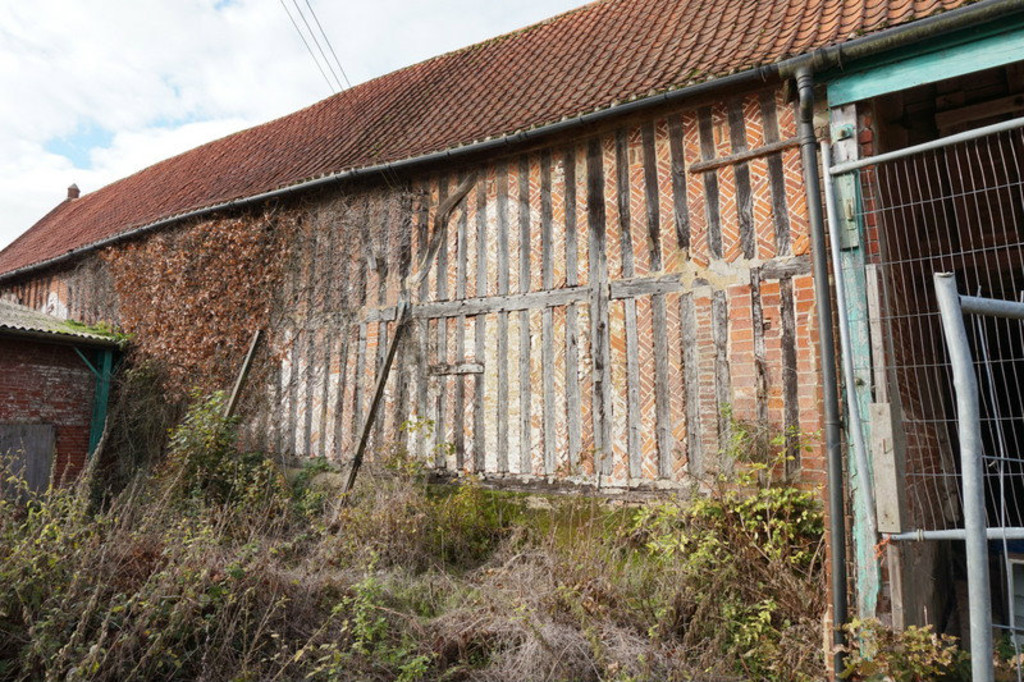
xmin=0 ymin=394 xmax=827 ymax=681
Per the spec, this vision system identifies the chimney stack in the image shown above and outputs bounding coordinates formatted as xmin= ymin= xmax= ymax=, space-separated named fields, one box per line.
xmin=67 ymin=184 xmax=80 ymax=200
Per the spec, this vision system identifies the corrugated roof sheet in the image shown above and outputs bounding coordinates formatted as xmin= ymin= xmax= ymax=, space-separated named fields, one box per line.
xmin=0 ymin=298 xmax=119 ymax=346
xmin=0 ymin=0 xmax=973 ymax=276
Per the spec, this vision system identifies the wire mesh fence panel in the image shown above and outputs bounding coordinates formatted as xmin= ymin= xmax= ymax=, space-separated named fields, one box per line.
xmin=849 ymin=125 xmax=1024 ymax=534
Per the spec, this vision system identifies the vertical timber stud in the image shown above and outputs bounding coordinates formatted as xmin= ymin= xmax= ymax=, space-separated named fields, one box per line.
xmin=644 ymin=122 xmax=672 ymax=477
xmin=454 ymin=175 xmax=469 ymax=469
xmin=698 ymin=107 xmax=723 ymax=259
xmin=473 ymin=180 xmax=488 ymax=471
xmin=496 ymin=163 xmax=510 ymax=472
xmin=564 ymin=147 xmax=583 ymax=470
xmin=435 ymin=177 xmax=449 ymax=468
xmin=518 ymin=156 xmax=532 ymax=474
xmin=830 ymin=103 xmax=880 ymax=618
xmin=541 ymin=151 xmax=556 ymax=475
xmin=617 ymin=130 xmax=641 ymax=478
xmin=587 ymin=138 xmax=613 ymax=476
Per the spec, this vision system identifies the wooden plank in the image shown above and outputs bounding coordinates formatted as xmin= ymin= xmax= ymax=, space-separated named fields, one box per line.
xmin=563 ymin=146 xmax=582 ymax=468
xmin=352 ymin=322 xmax=367 ymax=445
xmin=473 ymin=314 xmax=487 ymax=470
xmin=518 ymin=308 xmax=531 ymax=473
xmin=0 ymin=423 xmax=55 ymax=495
xmin=302 ymin=226 xmax=324 ymax=455
xmin=625 ymin=298 xmax=641 ymax=478
xmin=750 ymin=269 xmax=769 ymax=423
xmin=429 ymin=362 xmax=484 ymax=376
xmin=727 ymin=99 xmax=755 ymax=259
xmin=474 ymin=181 xmax=488 ymax=471
xmin=435 ymin=179 xmax=450 ymax=467
xmin=564 ymin=147 xmax=579 ymax=287
xmin=332 ymin=328 xmax=351 ymax=456
xmin=780 ymin=277 xmax=800 ymax=475
xmin=688 ymin=136 xmax=800 ymax=173
xmin=642 ymin=122 xmax=662 ymax=270
xmin=712 ymin=290 xmax=731 ymax=456
xmin=697 ymin=107 xmax=722 ymax=258
xmin=496 ymin=164 xmax=510 ymax=472
xmin=760 ymin=254 xmax=811 ymax=279
xmin=285 ymin=330 xmax=302 ymax=456
xmin=543 ymin=307 xmax=556 ymax=474
xmin=454 ymin=179 xmax=469 ymax=469
xmin=652 ymin=293 xmax=672 ymax=478
xmin=865 ymin=264 xmax=888 ymax=403
xmin=616 ymin=129 xmax=634 ymax=278
xmin=412 ymin=286 xmax=588 ymax=318
xmin=935 ymin=92 xmax=1024 ymax=132
xmin=827 ymin=26 xmax=1024 ymax=106
xmin=373 ymin=321 xmax=389 ymax=446
xmin=342 ymin=304 xmax=412 ymax=494
xmin=587 ymin=137 xmax=612 ymax=474
xmin=518 ymin=156 xmax=532 ymax=475
xmin=541 ymin=152 xmax=556 ymax=474
xmin=680 ymin=293 xmax=701 ymax=475
xmin=541 ymin=152 xmax=554 ymax=290
xmin=668 ymin=114 xmax=690 ymax=251
xmin=870 ymin=402 xmax=908 ymax=534
xmin=611 ymin=275 xmax=683 ymax=299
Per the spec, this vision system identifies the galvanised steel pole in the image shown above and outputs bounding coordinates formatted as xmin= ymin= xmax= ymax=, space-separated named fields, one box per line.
xmin=934 ymin=272 xmax=993 ymax=682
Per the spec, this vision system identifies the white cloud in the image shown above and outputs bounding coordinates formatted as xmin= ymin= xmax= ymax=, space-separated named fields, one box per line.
xmin=0 ymin=0 xmax=586 ymax=250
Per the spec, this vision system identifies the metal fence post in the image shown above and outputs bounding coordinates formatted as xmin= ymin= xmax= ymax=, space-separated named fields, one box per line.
xmin=934 ymin=272 xmax=993 ymax=682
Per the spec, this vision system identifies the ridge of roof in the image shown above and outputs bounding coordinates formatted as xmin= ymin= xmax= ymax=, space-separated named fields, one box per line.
xmin=0 ymin=0 xmax=979 ymax=278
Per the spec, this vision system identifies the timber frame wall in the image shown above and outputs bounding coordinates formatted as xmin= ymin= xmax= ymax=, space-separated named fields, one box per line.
xmin=1 ymin=86 xmax=826 ymax=491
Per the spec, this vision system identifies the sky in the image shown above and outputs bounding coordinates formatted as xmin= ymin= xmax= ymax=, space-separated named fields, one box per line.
xmin=0 ymin=0 xmax=588 ymax=250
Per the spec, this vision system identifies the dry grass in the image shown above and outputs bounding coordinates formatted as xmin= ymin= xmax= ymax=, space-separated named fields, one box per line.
xmin=0 ymin=395 xmax=827 ymax=682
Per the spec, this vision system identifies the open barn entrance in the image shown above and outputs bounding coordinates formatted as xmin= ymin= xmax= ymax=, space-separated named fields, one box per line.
xmin=835 ymin=60 xmax=1024 ymax=654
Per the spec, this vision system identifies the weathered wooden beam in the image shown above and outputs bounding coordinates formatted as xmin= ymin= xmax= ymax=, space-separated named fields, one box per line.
xmin=688 ymin=136 xmax=800 ymax=174
xmin=563 ymin=146 xmax=582 ymax=469
xmin=587 ymin=137 xmax=612 ymax=475
xmin=728 ymin=99 xmax=755 ymax=259
xmin=496 ymin=164 xmax=510 ymax=472
xmin=224 ymin=329 xmax=263 ymax=419
xmin=697 ymin=107 xmax=722 ymax=258
xmin=429 ymin=362 xmax=484 ymax=376
xmin=342 ymin=302 xmax=411 ymax=495
xmin=412 ymin=286 xmax=589 ymax=318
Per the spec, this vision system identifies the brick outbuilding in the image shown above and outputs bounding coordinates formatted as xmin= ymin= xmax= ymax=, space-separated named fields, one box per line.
xmin=0 ymin=299 xmax=117 ymax=492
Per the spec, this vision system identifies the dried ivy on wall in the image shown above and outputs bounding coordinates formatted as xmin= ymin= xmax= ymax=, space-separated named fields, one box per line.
xmin=102 ymin=210 xmax=299 ymax=398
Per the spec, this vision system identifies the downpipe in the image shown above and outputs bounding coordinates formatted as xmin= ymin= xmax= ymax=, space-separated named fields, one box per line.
xmin=795 ymin=66 xmax=847 ymax=680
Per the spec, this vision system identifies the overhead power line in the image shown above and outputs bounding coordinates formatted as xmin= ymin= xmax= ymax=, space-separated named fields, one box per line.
xmin=278 ymin=0 xmax=336 ymax=94
xmin=290 ymin=0 xmax=344 ymax=92
xmin=302 ymin=0 xmax=351 ymax=89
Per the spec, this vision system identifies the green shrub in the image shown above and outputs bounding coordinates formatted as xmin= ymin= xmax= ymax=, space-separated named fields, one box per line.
xmin=840 ymin=618 xmax=967 ymax=681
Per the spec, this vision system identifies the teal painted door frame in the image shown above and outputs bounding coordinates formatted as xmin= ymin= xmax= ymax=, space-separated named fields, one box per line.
xmin=827 ymin=21 xmax=1024 ymax=106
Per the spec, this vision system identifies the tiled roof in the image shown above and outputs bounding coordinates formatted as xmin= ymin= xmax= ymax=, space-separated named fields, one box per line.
xmin=0 ymin=0 xmax=973 ymax=276
xmin=0 ymin=298 xmax=119 ymax=346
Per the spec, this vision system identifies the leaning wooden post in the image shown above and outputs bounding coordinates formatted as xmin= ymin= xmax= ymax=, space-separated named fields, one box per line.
xmin=224 ymin=329 xmax=263 ymax=420
xmin=341 ymin=173 xmax=478 ymax=496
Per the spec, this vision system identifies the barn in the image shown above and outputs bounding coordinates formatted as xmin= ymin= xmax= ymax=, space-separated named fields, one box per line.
xmin=3 ymin=0 xmax=1024 ymax=669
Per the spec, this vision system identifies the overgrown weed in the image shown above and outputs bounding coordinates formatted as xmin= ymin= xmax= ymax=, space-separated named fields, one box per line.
xmin=0 ymin=393 xmax=830 ymax=681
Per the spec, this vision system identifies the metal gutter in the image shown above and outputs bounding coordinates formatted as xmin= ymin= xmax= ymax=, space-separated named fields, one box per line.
xmin=4 ymin=0 xmax=1022 ymax=285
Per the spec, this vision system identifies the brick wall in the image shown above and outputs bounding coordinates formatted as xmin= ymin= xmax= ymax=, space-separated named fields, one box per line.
xmin=0 ymin=336 xmax=96 ymax=482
